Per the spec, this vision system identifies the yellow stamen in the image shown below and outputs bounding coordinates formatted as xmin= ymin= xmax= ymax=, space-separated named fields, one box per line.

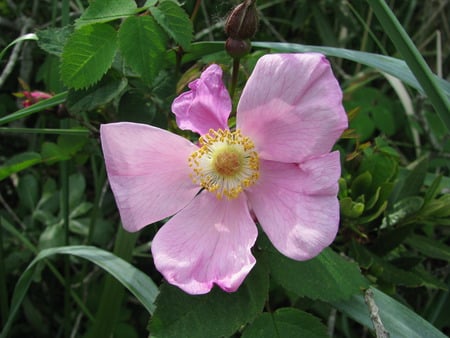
xmin=188 ymin=129 xmax=259 ymax=199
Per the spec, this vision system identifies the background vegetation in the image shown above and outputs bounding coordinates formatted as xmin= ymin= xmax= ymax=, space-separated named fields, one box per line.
xmin=0 ymin=0 xmax=449 ymax=337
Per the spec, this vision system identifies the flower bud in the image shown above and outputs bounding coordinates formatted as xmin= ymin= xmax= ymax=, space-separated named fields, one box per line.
xmin=225 ymin=38 xmax=252 ymax=58
xmin=225 ymin=0 xmax=259 ymax=40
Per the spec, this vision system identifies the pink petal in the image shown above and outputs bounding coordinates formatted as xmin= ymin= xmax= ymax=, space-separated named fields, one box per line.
xmin=237 ymin=53 xmax=348 ymax=163
xmin=172 ymin=64 xmax=231 ymax=135
xmin=152 ymin=192 xmax=257 ymax=294
xmin=246 ymin=153 xmax=341 ymax=260
xmin=100 ymin=122 xmax=200 ymax=232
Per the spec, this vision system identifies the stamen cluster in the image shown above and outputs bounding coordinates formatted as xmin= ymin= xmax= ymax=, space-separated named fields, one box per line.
xmin=188 ymin=129 xmax=259 ymax=199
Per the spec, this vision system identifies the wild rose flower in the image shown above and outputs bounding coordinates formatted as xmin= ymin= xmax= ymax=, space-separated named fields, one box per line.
xmin=19 ymin=90 xmax=53 ymax=108
xmin=100 ymin=53 xmax=348 ymax=294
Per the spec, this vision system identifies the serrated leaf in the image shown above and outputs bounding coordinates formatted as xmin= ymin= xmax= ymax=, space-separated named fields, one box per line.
xmin=76 ymin=0 xmax=138 ymax=27
xmin=264 ymin=244 xmax=369 ymax=302
xmin=60 ymin=23 xmax=117 ymax=89
xmin=36 ymin=26 xmax=73 ymax=56
xmin=118 ymin=16 xmax=167 ymax=85
xmin=242 ymin=308 xmax=328 ymax=338
xmin=151 ymin=1 xmax=193 ymax=50
xmin=67 ymin=77 xmax=128 ymax=113
xmin=149 ymin=262 xmax=269 ymax=338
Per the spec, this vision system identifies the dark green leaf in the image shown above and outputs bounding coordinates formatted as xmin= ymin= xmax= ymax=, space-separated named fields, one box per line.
xmin=265 ymin=246 xmax=369 ymax=302
xmin=151 ymin=0 xmax=193 ymax=50
xmin=76 ymin=0 xmax=138 ymax=27
xmin=149 ymin=262 xmax=269 ymax=338
xmin=60 ymin=24 xmax=117 ymax=89
xmin=391 ymin=156 xmax=429 ymax=204
xmin=118 ymin=16 xmax=167 ymax=85
xmin=405 ymin=235 xmax=450 ymax=262
xmin=17 ymin=174 xmax=39 ymax=212
xmin=242 ymin=308 xmax=328 ymax=338
xmin=382 ymin=196 xmax=424 ymax=227
xmin=36 ymin=26 xmax=73 ymax=57
xmin=67 ymin=77 xmax=128 ymax=113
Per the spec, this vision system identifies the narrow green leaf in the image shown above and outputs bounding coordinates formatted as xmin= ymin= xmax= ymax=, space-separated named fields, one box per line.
xmin=0 ymin=92 xmax=67 ymax=126
xmin=75 ymin=0 xmax=138 ymax=27
xmin=242 ymin=308 xmax=328 ymax=338
xmin=405 ymin=235 xmax=450 ymax=262
xmin=182 ymin=41 xmax=450 ymax=101
xmin=264 ymin=245 xmax=369 ymax=302
xmin=0 ymin=152 xmax=42 ymax=181
xmin=150 ymin=262 xmax=269 ymax=338
xmin=333 ymin=287 xmax=447 ymax=338
xmin=60 ymin=24 xmax=117 ymax=89
xmin=0 ymin=246 xmax=158 ymax=338
xmin=118 ymin=16 xmax=167 ymax=85
xmin=0 ymin=33 xmax=37 ymax=61
xmin=150 ymin=0 xmax=193 ymax=50
xmin=367 ymin=0 xmax=450 ymax=131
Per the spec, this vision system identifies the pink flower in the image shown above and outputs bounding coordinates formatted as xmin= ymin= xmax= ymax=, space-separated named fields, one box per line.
xmin=19 ymin=90 xmax=53 ymax=107
xmin=100 ymin=53 xmax=348 ymax=294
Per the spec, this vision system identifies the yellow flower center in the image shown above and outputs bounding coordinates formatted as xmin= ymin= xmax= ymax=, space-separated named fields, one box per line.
xmin=188 ymin=129 xmax=259 ymax=199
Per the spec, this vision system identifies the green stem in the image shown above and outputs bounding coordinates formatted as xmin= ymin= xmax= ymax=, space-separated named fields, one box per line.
xmin=229 ymin=57 xmax=241 ymax=107
xmin=190 ymin=0 xmax=202 ymax=22
xmin=367 ymin=0 xmax=450 ymax=131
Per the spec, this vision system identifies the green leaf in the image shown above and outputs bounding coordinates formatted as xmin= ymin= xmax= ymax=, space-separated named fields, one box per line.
xmin=118 ymin=16 xmax=167 ymax=85
xmin=17 ymin=174 xmax=39 ymax=212
xmin=36 ymin=26 xmax=73 ymax=57
xmin=391 ymin=156 xmax=429 ymax=203
xmin=75 ymin=0 xmax=138 ymax=27
xmin=150 ymin=0 xmax=193 ymax=50
xmin=264 ymin=245 xmax=369 ymax=302
xmin=0 ymin=246 xmax=158 ymax=338
xmin=149 ymin=262 xmax=269 ymax=338
xmin=382 ymin=196 xmax=424 ymax=227
xmin=0 ymin=152 xmax=42 ymax=181
xmin=405 ymin=235 xmax=450 ymax=262
xmin=242 ymin=308 xmax=328 ymax=338
xmin=67 ymin=77 xmax=128 ymax=113
xmin=60 ymin=23 xmax=117 ymax=89
xmin=333 ymin=287 xmax=447 ymax=338
xmin=0 ymin=33 xmax=38 ymax=61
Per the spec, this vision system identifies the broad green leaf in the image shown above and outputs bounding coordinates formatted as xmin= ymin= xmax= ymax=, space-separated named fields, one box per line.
xmin=118 ymin=16 xmax=167 ymax=85
xmin=405 ymin=235 xmax=450 ymax=262
xmin=0 ymin=152 xmax=42 ymax=181
xmin=36 ymin=26 xmax=73 ymax=57
xmin=391 ymin=156 xmax=429 ymax=204
xmin=75 ymin=0 xmax=138 ymax=27
xmin=60 ymin=23 xmax=117 ymax=89
xmin=382 ymin=196 xmax=424 ymax=227
xmin=0 ymin=92 xmax=67 ymax=126
xmin=264 ymin=245 xmax=369 ymax=302
xmin=67 ymin=77 xmax=128 ymax=113
xmin=333 ymin=287 xmax=447 ymax=338
xmin=149 ymin=262 xmax=269 ymax=338
xmin=150 ymin=0 xmax=193 ymax=50
xmin=0 ymin=246 xmax=158 ymax=338
xmin=242 ymin=308 xmax=328 ymax=338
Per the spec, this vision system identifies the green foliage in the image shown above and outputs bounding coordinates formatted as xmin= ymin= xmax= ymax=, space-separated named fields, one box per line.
xmin=1 ymin=0 xmax=449 ymax=337
xmin=242 ymin=308 xmax=329 ymax=338
xmin=150 ymin=0 xmax=193 ymax=50
xmin=60 ymin=23 xmax=118 ymax=89
xmin=117 ymin=16 xmax=167 ymax=86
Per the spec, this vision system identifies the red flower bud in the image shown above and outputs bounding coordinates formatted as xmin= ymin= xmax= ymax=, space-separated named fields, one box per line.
xmin=225 ymin=0 xmax=259 ymax=40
